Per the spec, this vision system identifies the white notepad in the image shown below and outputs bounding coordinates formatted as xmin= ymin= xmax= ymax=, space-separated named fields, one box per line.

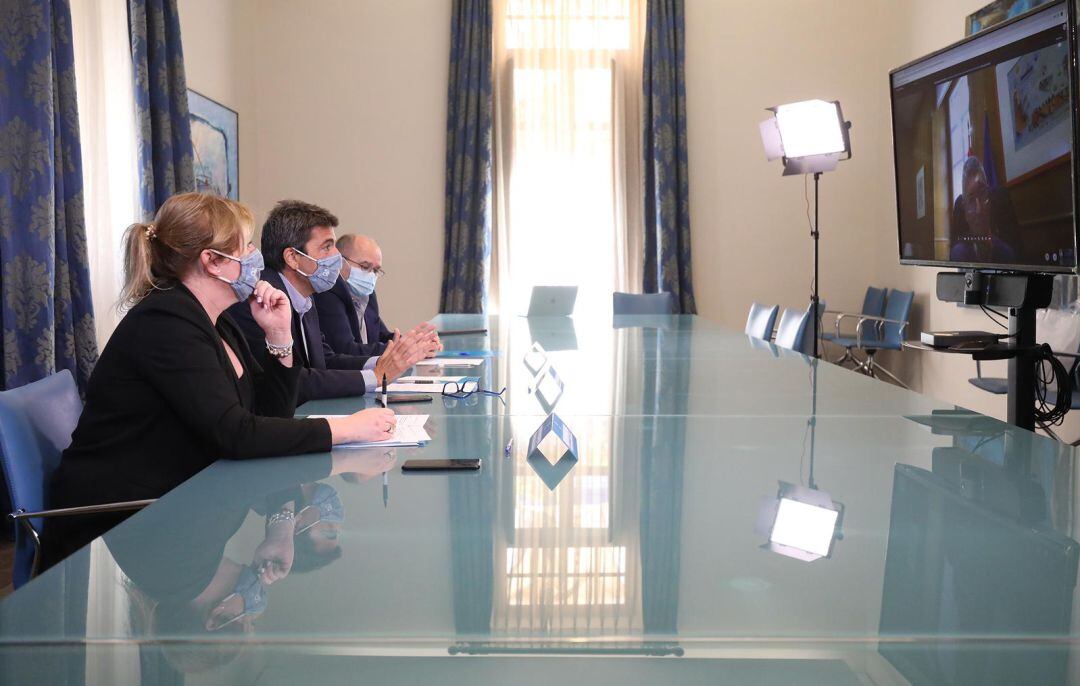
xmin=390 ymin=376 xmax=478 ymax=394
xmin=413 ymin=358 xmax=485 ymax=368
xmin=309 ymin=414 xmax=431 ymax=448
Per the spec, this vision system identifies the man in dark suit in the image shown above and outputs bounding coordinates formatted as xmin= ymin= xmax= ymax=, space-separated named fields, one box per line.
xmin=314 ymin=234 xmax=441 ymax=357
xmin=228 ymin=200 xmax=435 ymax=403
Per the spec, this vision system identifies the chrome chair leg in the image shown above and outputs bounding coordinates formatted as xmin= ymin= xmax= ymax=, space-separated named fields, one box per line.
xmin=866 ymin=353 xmax=910 ymax=389
xmin=836 ymin=349 xmax=861 ymax=368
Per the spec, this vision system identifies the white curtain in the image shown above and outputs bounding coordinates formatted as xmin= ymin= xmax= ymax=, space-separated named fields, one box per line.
xmin=492 ymin=0 xmax=645 ymax=318
xmin=70 ymin=0 xmax=140 ymax=347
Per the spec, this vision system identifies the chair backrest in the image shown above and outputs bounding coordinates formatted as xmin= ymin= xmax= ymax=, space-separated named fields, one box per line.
xmin=774 ymin=307 xmax=810 ymax=351
xmin=0 ymin=370 xmax=82 ymax=586
xmin=797 ymin=299 xmax=827 ymax=355
xmin=880 ymin=289 xmax=915 ymax=348
xmin=612 ymin=292 xmax=676 ymax=315
xmin=862 ymin=286 xmax=887 ymax=317
xmin=745 ymin=302 xmax=780 ymax=340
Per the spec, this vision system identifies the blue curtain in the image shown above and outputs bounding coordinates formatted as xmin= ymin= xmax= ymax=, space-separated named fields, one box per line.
xmin=441 ymin=0 xmax=493 ymax=314
xmin=643 ymin=0 xmax=696 ymax=314
xmin=0 ymin=0 xmax=98 ymax=393
xmin=639 ymin=328 xmax=689 ymax=634
xmin=128 ymin=0 xmax=195 ymax=219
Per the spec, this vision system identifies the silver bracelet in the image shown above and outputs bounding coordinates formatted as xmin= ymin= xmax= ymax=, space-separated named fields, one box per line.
xmin=266 ymin=339 xmax=293 ymax=358
xmin=267 ymin=510 xmax=295 ymax=528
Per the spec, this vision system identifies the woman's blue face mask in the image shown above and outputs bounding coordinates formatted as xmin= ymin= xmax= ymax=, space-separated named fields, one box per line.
xmin=210 ymin=248 xmax=264 ymax=302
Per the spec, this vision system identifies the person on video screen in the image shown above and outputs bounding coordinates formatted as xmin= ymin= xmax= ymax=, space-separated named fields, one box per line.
xmin=950 ymin=156 xmax=1018 ymax=264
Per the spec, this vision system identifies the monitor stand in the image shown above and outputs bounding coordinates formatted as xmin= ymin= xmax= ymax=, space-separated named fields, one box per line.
xmin=936 ymin=272 xmax=1054 ymax=432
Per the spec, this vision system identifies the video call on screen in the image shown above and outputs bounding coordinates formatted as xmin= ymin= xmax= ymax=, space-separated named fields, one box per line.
xmin=892 ymin=16 xmax=1076 ymax=271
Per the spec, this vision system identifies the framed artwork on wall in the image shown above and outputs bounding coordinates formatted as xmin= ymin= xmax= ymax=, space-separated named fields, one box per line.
xmin=966 ymin=0 xmax=1054 ymax=36
xmin=187 ymin=89 xmax=239 ymax=201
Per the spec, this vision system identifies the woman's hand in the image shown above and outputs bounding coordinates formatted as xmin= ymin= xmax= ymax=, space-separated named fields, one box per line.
xmin=254 ymin=516 xmax=295 ymax=585
xmin=249 ymin=280 xmax=292 ymax=344
xmin=327 ymin=407 xmax=397 ymax=445
xmin=331 ymin=449 xmax=398 ymax=480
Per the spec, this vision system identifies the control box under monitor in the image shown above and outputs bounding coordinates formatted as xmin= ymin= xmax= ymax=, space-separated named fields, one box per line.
xmin=890 ymin=0 xmax=1080 ymax=274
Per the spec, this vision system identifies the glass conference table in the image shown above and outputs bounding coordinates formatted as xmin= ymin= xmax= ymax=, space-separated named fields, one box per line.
xmin=2 ymin=314 xmax=1079 ymax=685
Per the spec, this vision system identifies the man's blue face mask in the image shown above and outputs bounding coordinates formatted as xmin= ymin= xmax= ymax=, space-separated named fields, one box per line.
xmin=209 ymin=565 xmax=267 ymax=631
xmin=346 ymin=267 xmax=377 ymax=297
xmin=292 ymin=248 xmax=342 ymax=294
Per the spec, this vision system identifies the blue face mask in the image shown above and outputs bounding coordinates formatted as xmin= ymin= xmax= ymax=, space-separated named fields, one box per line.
xmin=210 ymin=248 xmax=264 ymax=302
xmin=292 ymin=249 xmax=342 ymax=294
xmin=211 ymin=565 xmax=267 ymax=631
xmin=346 ymin=267 xmax=378 ymax=297
xmin=296 ymin=483 xmax=344 ymax=534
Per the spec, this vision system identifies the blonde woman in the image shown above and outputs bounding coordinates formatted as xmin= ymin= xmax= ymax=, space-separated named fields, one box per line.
xmin=43 ymin=193 xmax=396 ymax=569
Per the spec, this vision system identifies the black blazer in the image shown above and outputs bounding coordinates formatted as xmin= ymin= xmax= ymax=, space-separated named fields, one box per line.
xmin=44 ymin=284 xmax=331 ymax=566
xmin=227 ymin=270 xmax=373 ymax=403
xmin=312 ymin=277 xmax=394 ymax=356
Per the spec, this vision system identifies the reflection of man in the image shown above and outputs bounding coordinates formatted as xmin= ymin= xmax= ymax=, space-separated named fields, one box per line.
xmin=950 ymin=156 xmax=1018 ymax=264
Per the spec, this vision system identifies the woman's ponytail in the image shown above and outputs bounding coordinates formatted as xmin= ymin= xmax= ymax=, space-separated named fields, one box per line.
xmin=119 ymin=222 xmax=158 ymax=310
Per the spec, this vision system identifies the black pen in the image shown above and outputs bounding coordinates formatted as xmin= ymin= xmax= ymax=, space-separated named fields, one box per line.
xmin=410 ymin=380 xmax=438 ymax=384
xmin=382 ymin=471 xmax=389 ymax=508
xmin=381 ymin=374 xmax=388 ymax=408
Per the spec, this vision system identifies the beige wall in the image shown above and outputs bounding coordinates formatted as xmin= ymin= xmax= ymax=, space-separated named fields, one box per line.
xmin=248 ymin=0 xmax=450 ymax=329
xmin=177 ymin=0 xmax=260 ymax=210
xmin=178 ymin=0 xmax=449 ymax=330
xmin=684 ymin=0 xmax=915 ymax=384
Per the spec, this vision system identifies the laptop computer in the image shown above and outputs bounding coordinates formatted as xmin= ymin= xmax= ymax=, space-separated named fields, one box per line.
xmin=527 ymin=286 xmax=578 ymax=317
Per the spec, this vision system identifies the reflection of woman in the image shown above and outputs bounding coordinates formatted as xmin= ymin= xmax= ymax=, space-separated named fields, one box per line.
xmin=43 ymin=193 xmax=397 ymax=569
xmin=107 ymin=454 xmax=334 ymax=673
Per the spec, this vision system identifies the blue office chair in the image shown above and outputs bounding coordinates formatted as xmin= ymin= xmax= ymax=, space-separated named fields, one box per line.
xmin=745 ymin=302 xmax=780 ymax=340
xmin=823 ymin=286 xmax=887 ymax=367
xmin=842 ymin=289 xmax=914 ymax=387
xmin=0 ymin=370 xmax=152 ymax=588
xmin=612 ymin=291 xmax=676 ymax=315
xmin=774 ymin=307 xmax=809 ymax=351
xmin=968 ymin=361 xmax=1009 ymax=395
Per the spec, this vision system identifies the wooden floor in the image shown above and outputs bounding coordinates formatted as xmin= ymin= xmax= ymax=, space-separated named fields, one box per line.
xmin=0 ymin=541 xmax=13 ymax=598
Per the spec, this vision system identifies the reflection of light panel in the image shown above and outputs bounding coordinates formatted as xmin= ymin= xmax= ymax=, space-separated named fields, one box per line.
xmin=770 ymin=498 xmax=839 ymax=558
xmin=774 ymin=99 xmax=846 ymax=158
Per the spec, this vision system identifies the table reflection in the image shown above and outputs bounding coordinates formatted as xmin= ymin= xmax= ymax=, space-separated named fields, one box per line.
xmin=882 ymin=414 xmax=1080 ymax=685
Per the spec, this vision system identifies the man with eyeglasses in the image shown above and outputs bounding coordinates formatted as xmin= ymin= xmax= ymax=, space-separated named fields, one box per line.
xmin=314 ymin=233 xmax=442 ymax=357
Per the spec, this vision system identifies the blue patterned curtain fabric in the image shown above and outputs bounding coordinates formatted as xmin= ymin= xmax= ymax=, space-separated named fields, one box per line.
xmin=441 ymin=0 xmax=493 ymax=314
xmin=0 ymin=0 xmax=99 ymax=392
xmin=128 ymin=0 xmax=195 ymax=219
xmin=639 ymin=327 xmax=688 ymax=633
xmin=643 ymin=0 xmax=696 ymax=314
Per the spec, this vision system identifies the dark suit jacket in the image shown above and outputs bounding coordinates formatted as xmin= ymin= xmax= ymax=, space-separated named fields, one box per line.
xmin=44 ymin=284 xmax=331 ymax=567
xmin=227 ymin=270 xmax=373 ymax=403
xmin=312 ymin=277 xmax=394 ymax=356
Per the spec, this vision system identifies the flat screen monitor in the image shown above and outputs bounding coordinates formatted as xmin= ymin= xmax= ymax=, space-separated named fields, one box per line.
xmin=890 ymin=1 xmax=1079 ymax=273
